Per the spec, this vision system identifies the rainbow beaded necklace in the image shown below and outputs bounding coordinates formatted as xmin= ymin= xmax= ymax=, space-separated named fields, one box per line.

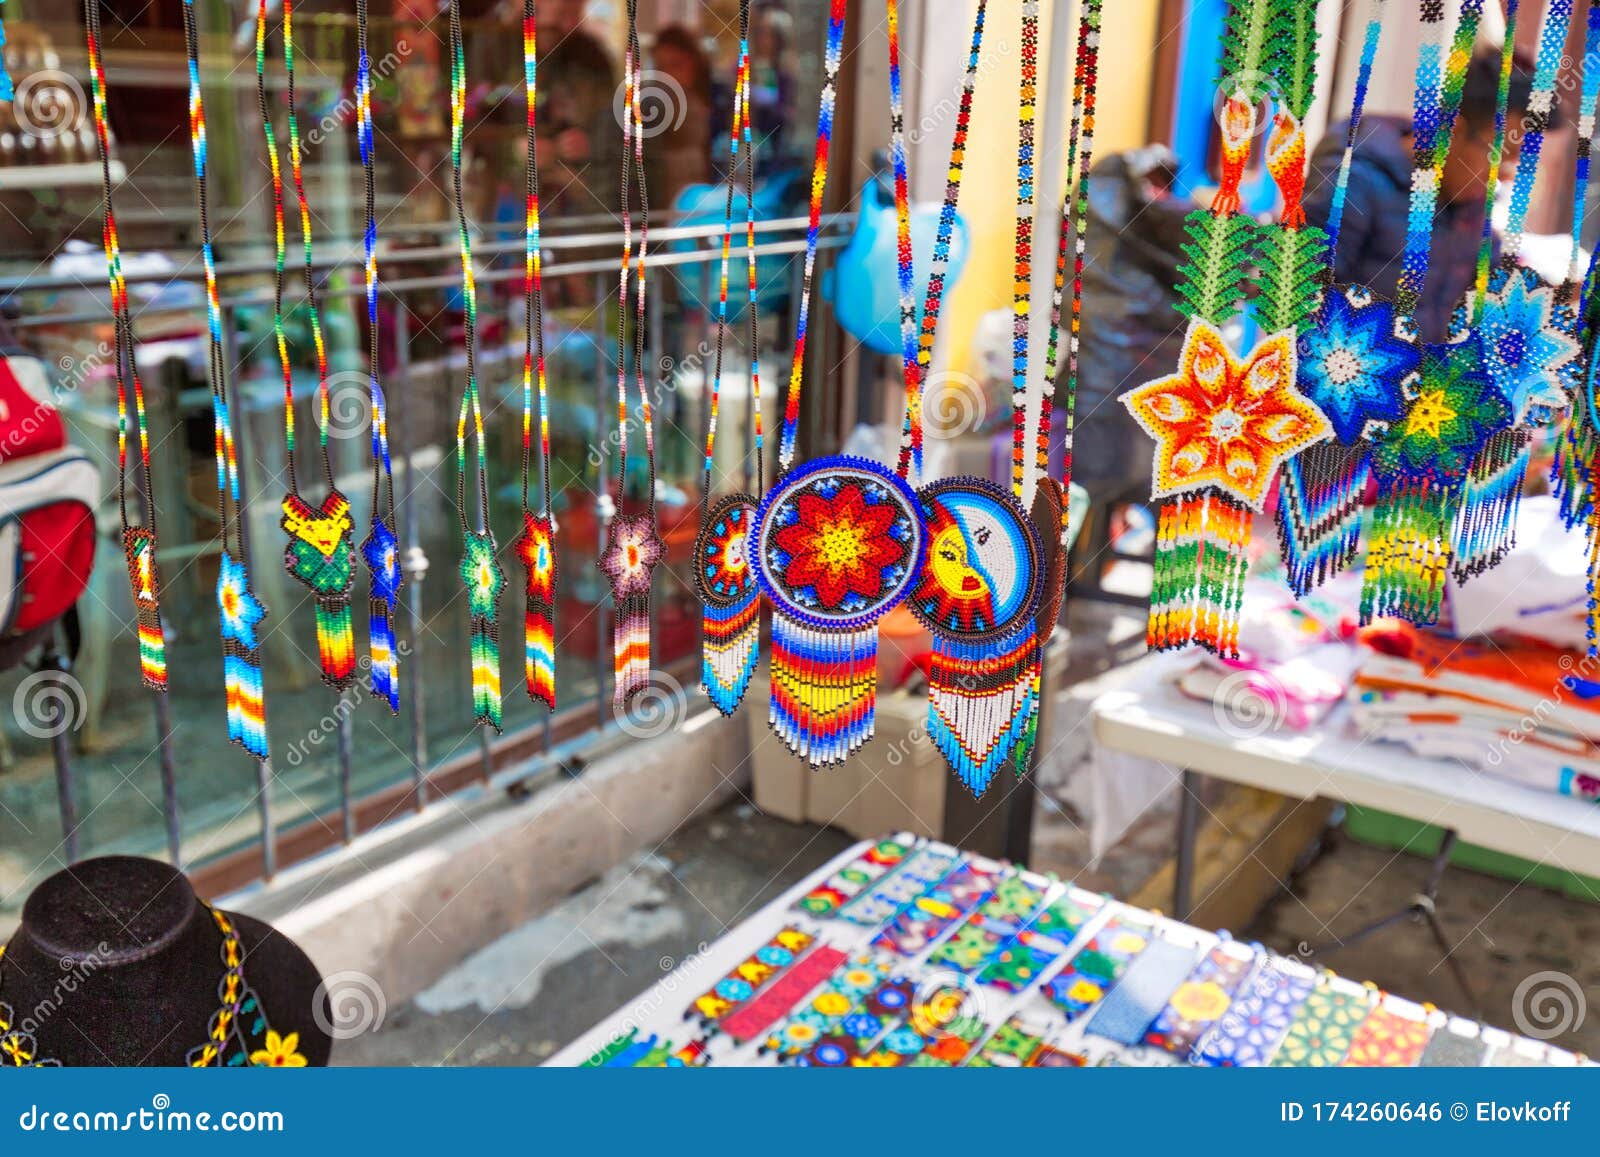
xmin=184 ymin=0 xmax=269 ymax=757
xmin=450 ymin=0 xmax=507 ymax=732
xmin=355 ymin=0 xmax=401 ymax=714
xmin=258 ymin=0 xmax=358 ymax=690
xmin=598 ymin=0 xmax=666 ymax=708
xmin=756 ymin=0 xmax=927 ymax=766
xmin=695 ymin=0 xmax=765 ymax=717
xmin=85 ymin=0 xmax=167 ymax=693
xmin=1120 ymin=0 xmax=1332 ymax=659
xmin=513 ymin=0 xmax=557 ymax=712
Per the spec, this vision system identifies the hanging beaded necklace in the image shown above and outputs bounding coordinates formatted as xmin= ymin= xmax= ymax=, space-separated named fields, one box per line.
xmin=356 ymin=0 xmax=401 ymax=714
xmin=1278 ymin=0 xmax=1402 ymax=595
xmin=0 ymin=907 xmax=285 ymax=1068
xmin=450 ymin=0 xmax=507 ymax=732
xmin=598 ymin=0 xmax=667 ymax=708
xmin=514 ymin=0 xmax=557 ymax=712
xmin=1359 ymin=0 xmax=1509 ymax=625
xmin=1120 ymin=0 xmax=1332 ymax=659
xmin=260 ymin=0 xmax=358 ymax=690
xmin=85 ymin=0 xmax=167 ymax=693
xmin=184 ymin=0 xmax=269 ymax=757
xmin=755 ymin=0 xmax=927 ymax=767
xmin=1450 ymin=0 xmax=1583 ymax=580
xmin=695 ymin=0 xmax=765 ymax=717
xmin=904 ymin=0 xmax=1047 ymax=798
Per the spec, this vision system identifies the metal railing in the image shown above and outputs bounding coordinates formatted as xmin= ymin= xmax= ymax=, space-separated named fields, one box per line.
xmin=0 ymin=209 xmax=853 ymax=892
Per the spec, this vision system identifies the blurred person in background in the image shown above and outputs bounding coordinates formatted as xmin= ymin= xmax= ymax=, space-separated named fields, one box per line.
xmin=649 ymin=26 xmax=715 ymax=210
xmin=536 ymin=0 xmax=618 ymax=219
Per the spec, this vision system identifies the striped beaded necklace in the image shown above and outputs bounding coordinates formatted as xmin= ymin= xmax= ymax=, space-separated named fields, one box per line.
xmin=755 ymin=0 xmax=927 ymax=767
xmin=598 ymin=0 xmax=666 ymax=708
xmin=514 ymin=0 xmax=558 ymax=712
xmin=450 ymin=0 xmax=507 ymax=732
xmin=258 ymin=0 xmax=358 ymax=690
xmin=183 ymin=0 xmax=269 ymax=757
xmin=85 ymin=0 xmax=167 ymax=692
xmin=695 ymin=0 xmax=765 ymax=717
xmin=355 ymin=0 xmax=401 ymax=714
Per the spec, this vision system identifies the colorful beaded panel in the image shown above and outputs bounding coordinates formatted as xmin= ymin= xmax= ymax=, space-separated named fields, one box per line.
xmin=910 ymin=478 xmax=1041 ymax=643
xmin=516 ymin=511 xmax=557 ymax=711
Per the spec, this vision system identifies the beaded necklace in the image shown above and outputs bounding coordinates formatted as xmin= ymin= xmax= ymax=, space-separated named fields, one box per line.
xmin=260 ymin=0 xmax=358 ymax=690
xmin=85 ymin=0 xmax=167 ymax=693
xmin=598 ymin=0 xmax=666 ymax=708
xmin=450 ymin=0 xmax=507 ymax=732
xmin=1450 ymin=0 xmax=1582 ymax=581
xmin=355 ymin=0 xmax=401 ymax=714
xmin=695 ymin=0 xmax=765 ymax=718
xmin=1278 ymin=0 xmax=1398 ymax=595
xmin=756 ymin=0 xmax=926 ymax=767
xmin=0 ymin=907 xmax=285 ymax=1068
xmin=1120 ymin=0 xmax=1332 ymax=659
xmin=1357 ymin=0 xmax=1505 ymax=626
xmin=184 ymin=0 xmax=269 ymax=757
xmin=514 ymin=0 xmax=557 ymax=712
xmin=907 ymin=0 xmax=1047 ymax=798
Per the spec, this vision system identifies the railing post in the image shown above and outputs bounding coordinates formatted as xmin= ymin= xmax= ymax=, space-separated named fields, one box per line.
xmin=392 ymin=301 xmax=430 ymax=800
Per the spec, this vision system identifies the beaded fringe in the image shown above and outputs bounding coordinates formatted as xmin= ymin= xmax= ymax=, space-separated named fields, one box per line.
xmin=1148 ymin=492 xmax=1250 ymax=659
xmin=123 ymin=527 xmax=168 ymax=692
xmin=927 ymin=627 xmax=1038 ymax=798
xmin=470 ymin=616 xmax=502 ymax=731
xmin=1276 ymin=441 xmax=1369 ymax=596
xmin=613 ymin=594 xmax=651 ymax=706
xmin=1453 ymin=425 xmax=1529 ymax=581
xmin=701 ymin=594 xmax=760 ymax=717
xmin=1360 ymin=477 xmax=1454 ymax=625
xmin=769 ymin=615 xmax=877 ymax=767
xmin=368 ymin=598 xmax=398 ymax=713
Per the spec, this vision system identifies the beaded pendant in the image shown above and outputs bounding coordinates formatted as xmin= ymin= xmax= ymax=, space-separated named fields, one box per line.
xmin=460 ymin=530 xmax=506 ymax=730
xmin=755 ymin=456 xmax=926 ymax=765
xmin=517 ymin=512 xmax=557 ymax=710
xmin=217 ymin=552 xmax=269 ymax=757
xmin=281 ymin=492 xmax=357 ymax=687
xmin=87 ymin=6 xmax=168 ymax=693
xmin=361 ymin=517 xmax=401 ymax=712
xmin=600 ymin=512 xmax=665 ymax=706
xmin=695 ymin=1 xmax=764 ymax=717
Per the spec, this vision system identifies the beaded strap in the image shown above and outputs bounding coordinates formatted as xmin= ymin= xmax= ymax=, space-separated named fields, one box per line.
xmin=702 ymin=0 xmax=764 ymax=509
xmin=1464 ymin=0 xmax=1522 ymax=320
xmin=894 ymin=0 xmax=988 ymax=482
xmin=1008 ymin=0 xmax=1039 ymax=499
xmin=886 ymin=0 xmax=918 ymax=483
xmin=614 ymin=0 xmax=655 ymax=515
xmin=357 ymin=0 xmax=392 ymax=526
xmin=1502 ymin=0 xmax=1576 ymax=267
xmin=86 ymin=0 xmax=168 ymax=692
xmin=521 ymin=0 xmax=550 ymax=520
xmin=1393 ymin=0 xmax=1487 ymax=319
xmin=1322 ymin=0 xmax=1386 ymax=273
xmin=1565 ymin=2 xmax=1600 ymax=291
xmin=449 ymin=0 xmax=490 ymax=535
xmin=777 ymin=0 xmax=847 ymax=473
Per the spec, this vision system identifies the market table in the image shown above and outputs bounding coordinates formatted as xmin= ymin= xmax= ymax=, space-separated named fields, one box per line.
xmin=1091 ymin=653 xmax=1600 ymax=954
xmin=547 ymin=834 xmax=1584 ymax=1069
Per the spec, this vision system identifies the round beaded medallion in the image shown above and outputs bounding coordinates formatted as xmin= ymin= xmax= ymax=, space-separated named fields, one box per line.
xmin=753 ymin=455 xmax=926 ymax=632
xmin=693 ymin=491 xmax=760 ymax=610
xmin=908 ymin=476 xmax=1042 ymax=644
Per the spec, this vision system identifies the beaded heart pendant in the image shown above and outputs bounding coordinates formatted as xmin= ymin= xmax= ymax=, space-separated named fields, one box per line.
xmin=695 ymin=493 xmax=760 ymax=716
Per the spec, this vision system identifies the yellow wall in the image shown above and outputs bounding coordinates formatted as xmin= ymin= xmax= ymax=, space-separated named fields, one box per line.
xmin=936 ymin=0 xmax=1163 ymax=382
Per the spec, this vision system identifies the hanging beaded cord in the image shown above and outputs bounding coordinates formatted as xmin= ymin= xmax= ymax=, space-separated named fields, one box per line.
xmin=1357 ymin=0 xmax=1500 ymax=625
xmin=1451 ymin=0 xmax=1580 ymax=581
xmin=184 ymin=0 xmax=269 ymax=758
xmin=1121 ymin=0 xmax=1332 ymax=659
xmin=1555 ymin=0 xmax=1600 ymax=510
xmin=776 ymin=0 xmax=847 ymax=474
xmin=85 ymin=0 xmax=167 ymax=693
xmin=451 ymin=0 xmax=507 ymax=732
xmin=261 ymin=0 xmax=358 ymax=691
xmin=0 ymin=907 xmax=287 ymax=1068
xmin=356 ymin=0 xmax=401 ymax=714
xmin=1006 ymin=0 xmax=1038 ymax=499
xmin=1276 ymin=0 xmax=1388 ymax=596
xmin=887 ymin=0 xmax=918 ymax=483
xmin=697 ymin=0 xmax=764 ymax=717
xmin=515 ymin=0 xmax=557 ymax=711
xmin=598 ymin=0 xmax=666 ymax=707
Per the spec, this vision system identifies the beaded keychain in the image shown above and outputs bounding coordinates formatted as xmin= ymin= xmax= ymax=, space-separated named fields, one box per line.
xmin=1120 ymin=0 xmax=1332 ymax=659
xmin=695 ymin=0 xmax=765 ymax=717
xmin=1278 ymin=0 xmax=1403 ymax=595
xmin=184 ymin=0 xmax=269 ymax=757
xmin=513 ymin=0 xmax=558 ymax=711
xmin=259 ymin=0 xmax=358 ymax=690
xmin=756 ymin=0 xmax=927 ymax=767
xmin=598 ymin=0 xmax=666 ymax=707
xmin=1449 ymin=0 xmax=1583 ymax=580
xmin=355 ymin=0 xmax=401 ymax=714
xmin=1359 ymin=0 xmax=1508 ymax=624
xmin=450 ymin=0 xmax=507 ymax=731
xmin=85 ymin=0 xmax=167 ymax=692
xmin=905 ymin=0 xmax=1048 ymax=797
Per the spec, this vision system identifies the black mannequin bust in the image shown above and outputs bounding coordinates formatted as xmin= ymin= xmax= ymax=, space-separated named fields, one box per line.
xmin=0 ymin=856 xmax=332 ymax=1067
